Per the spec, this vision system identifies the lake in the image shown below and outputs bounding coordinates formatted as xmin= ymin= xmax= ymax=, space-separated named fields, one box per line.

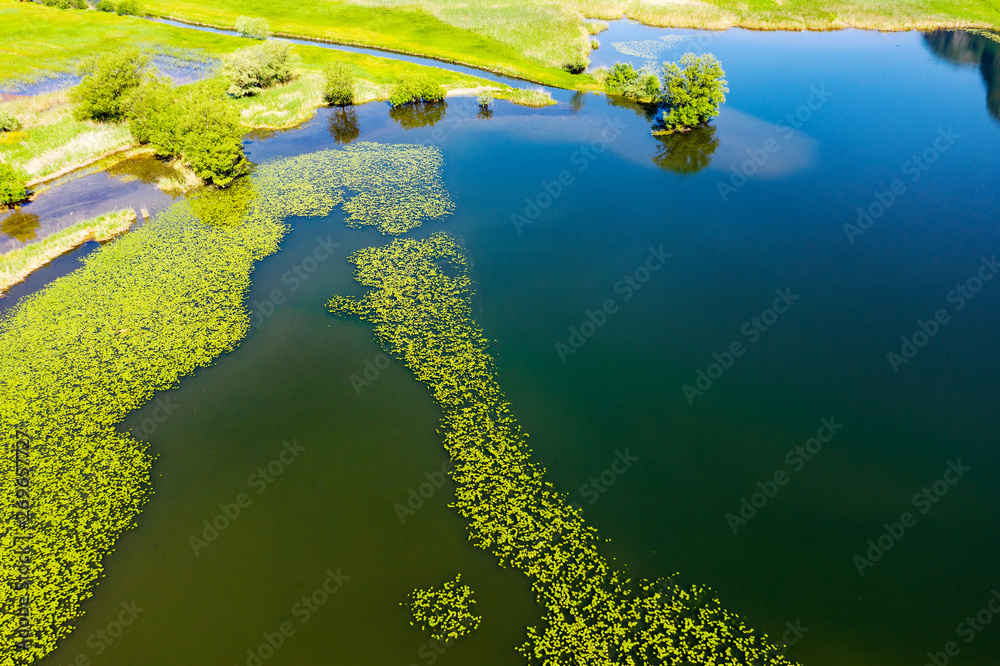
xmin=25 ymin=22 xmax=1000 ymax=666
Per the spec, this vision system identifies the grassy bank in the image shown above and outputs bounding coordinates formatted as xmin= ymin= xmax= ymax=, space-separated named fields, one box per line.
xmin=0 ymin=209 xmax=136 ymax=296
xmin=139 ymin=0 xmax=594 ymax=87
xmin=0 ymin=4 xmax=518 ymax=180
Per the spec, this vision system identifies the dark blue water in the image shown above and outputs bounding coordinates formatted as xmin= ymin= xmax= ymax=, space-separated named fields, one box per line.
xmin=31 ymin=26 xmax=1000 ymax=666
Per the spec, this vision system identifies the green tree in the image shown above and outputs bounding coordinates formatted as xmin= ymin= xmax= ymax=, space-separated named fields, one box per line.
xmin=388 ymin=74 xmax=444 ymax=107
xmin=323 ymin=62 xmax=356 ymax=106
xmin=657 ymin=52 xmax=728 ymax=132
xmin=115 ymin=0 xmax=140 ymax=15
xmin=222 ymin=41 xmax=297 ymax=98
xmin=605 ymin=62 xmax=659 ymax=102
xmin=0 ymin=163 xmax=28 ymax=206
xmin=235 ymin=16 xmax=271 ymax=40
xmin=174 ymin=79 xmax=249 ymax=187
xmin=124 ymin=73 xmax=173 ymax=145
xmin=70 ymin=47 xmax=148 ymax=122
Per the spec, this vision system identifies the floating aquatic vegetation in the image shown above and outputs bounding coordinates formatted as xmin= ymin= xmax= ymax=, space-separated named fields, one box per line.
xmin=612 ymin=35 xmax=689 ymax=62
xmin=0 ymin=142 xmax=441 ymax=663
xmin=329 ymin=234 xmax=797 ymax=665
xmin=336 ymin=142 xmax=453 ymax=235
xmin=404 ymin=574 xmax=481 ymax=642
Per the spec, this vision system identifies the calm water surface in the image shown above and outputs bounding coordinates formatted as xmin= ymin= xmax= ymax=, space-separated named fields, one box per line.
xmin=31 ymin=25 xmax=1000 ymax=666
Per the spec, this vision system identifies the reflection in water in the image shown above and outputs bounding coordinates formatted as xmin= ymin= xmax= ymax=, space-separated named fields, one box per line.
xmin=328 ymin=107 xmax=361 ymax=145
xmin=651 ymin=125 xmax=719 ymax=175
xmin=105 ymin=155 xmax=184 ymax=186
xmin=605 ymin=94 xmax=659 ymax=123
xmin=569 ymin=91 xmax=587 ymax=113
xmin=924 ymin=29 xmax=1000 ymax=120
xmin=187 ymin=177 xmax=256 ymax=227
xmin=389 ymin=101 xmax=447 ymax=129
xmin=1 ymin=208 xmax=41 ymax=243
xmin=477 ymin=106 xmax=493 ymax=120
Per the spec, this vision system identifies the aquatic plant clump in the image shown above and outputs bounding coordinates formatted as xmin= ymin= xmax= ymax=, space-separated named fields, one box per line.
xmin=404 ymin=574 xmax=482 ymax=642
xmin=0 ymin=149 xmax=359 ymax=664
xmin=329 ymin=233 xmax=797 ymax=665
xmin=336 ymin=142 xmax=454 ymax=234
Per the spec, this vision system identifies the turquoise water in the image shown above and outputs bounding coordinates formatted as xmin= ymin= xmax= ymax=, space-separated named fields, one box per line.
xmin=29 ymin=26 xmax=1000 ymax=666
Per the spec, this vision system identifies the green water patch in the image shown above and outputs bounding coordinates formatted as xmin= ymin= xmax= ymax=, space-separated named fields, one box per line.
xmin=328 ymin=233 xmax=796 ymax=665
xmin=0 ymin=142 xmax=453 ymax=663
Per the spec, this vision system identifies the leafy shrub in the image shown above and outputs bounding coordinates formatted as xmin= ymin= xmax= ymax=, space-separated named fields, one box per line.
xmin=388 ymin=75 xmax=444 ymax=107
xmin=71 ymin=47 xmax=148 ymax=122
xmin=475 ymin=90 xmax=493 ymax=108
xmin=322 ymin=62 xmax=356 ymax=106
xmin=235 ymin=15 xmax=271 ymax=40
xmin=124 ymin=74 xmax=174 ymax=146
xmin=126 ymin=77 xmax=248 ymax=187
xmin=657 ymin=52 xmax=729 ymax=132
xmin=222 ymin=41 xmax=297 ymax=98
xmin=604 ymin=62 xmax=659 ymax=101
xmin=96 ymin=0 xmax=115 ymax=11
xmin=169 ymin=79 xmax=249 ymax=187
xmin=0 ymin=110 xmax=23 ymax=132
xmin=115 ymin=0 xmax=140 ymax=15
xmin=563 ymin=51 xmax=588 ymax=74
xmin=590 ymin=38 xmax=600 ymax=51
xmin=0 ymin=163 xmax=28 ymax=206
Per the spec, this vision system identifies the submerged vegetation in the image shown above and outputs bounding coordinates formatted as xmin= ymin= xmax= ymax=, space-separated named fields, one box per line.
xmin=404 ymin=574 xmax=481 ymax=642
xmin=0 ymin=209 xmax=135 ymax=295
xmin=328 ymin=233 xmax=797 ymax=665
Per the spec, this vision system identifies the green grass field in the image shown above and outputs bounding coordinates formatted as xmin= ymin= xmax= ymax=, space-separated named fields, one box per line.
xmin=0 ymin=3 xmax=516 ymax=182
xmin=138 ymin=0 xmax=1000 ymax=87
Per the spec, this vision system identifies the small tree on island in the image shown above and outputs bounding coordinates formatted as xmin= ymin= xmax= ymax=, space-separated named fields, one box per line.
xmin=656 ymin=52 xmax=728 ymax=133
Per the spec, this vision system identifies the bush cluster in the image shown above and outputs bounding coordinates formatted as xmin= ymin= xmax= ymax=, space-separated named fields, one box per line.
xmin=126 ymin=76 xmax=249 ymax=187
xmin=602 ymin=53 xmax=729 ymax=132
xmin=604 ymin=62 xmax=659 ymax=102
xmin=235 ymin=15 xmax=271 ymax=40
xmin=40 ymin=0 xmax=88 ymax=9
xmin=0 ymin=163 xmax=28 ymax=206
xmin=222 ymin=41 xmax=297 ymax=98
xmin=70 ymin=46 xmax=148 ymax=122
xmin=322 ymin=62 xmax=357 ymax=106
xmin=388 ymin=74 xmax=444 ymax=107
xmin=0 ymin=110 xmax=23 ymax=132
xmin=115 ymin=0 xmax=140 ymax=15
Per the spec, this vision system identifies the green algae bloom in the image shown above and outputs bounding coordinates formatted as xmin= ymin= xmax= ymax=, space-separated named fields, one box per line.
xmin=329 ymin=233 xmax=798 ymax=665
xmin=404 ymin=574 xmax=481 ymax=642
xmin=0 ymin=142 xmax=452 ymax=663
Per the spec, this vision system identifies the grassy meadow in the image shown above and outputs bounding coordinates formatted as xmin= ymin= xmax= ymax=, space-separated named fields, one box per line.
xmin=139 ymin=0 xmax=592 ymax=86
xmin=0 ymin=3 xmax=513 ymax=183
